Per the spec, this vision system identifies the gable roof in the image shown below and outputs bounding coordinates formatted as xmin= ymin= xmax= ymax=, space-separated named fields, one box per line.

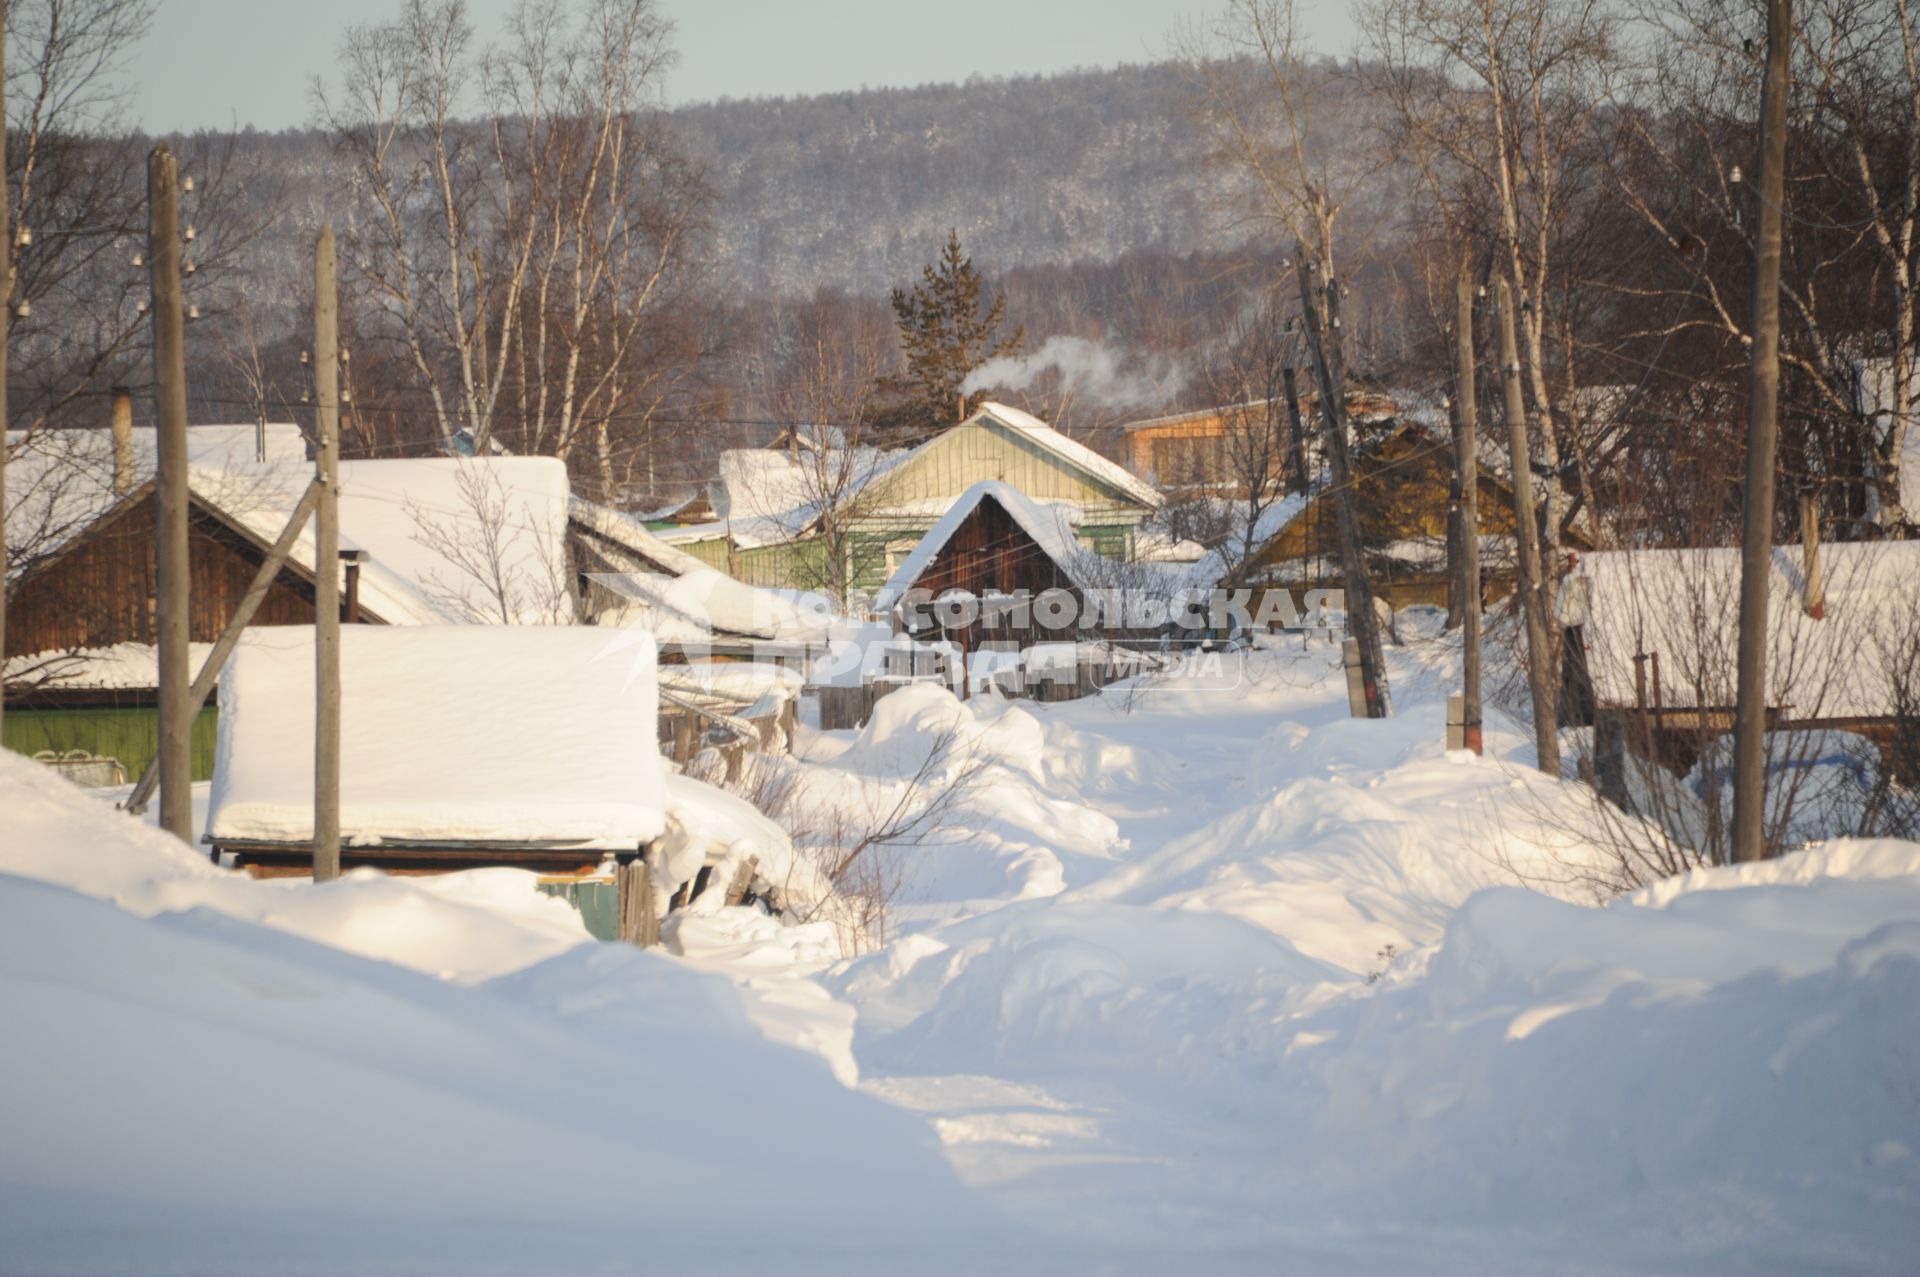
xmin=5 ymin=424 xmax=309 ymax=581
xmin=966 ymin=402 xmax=1162 ymax=508
xmin=7 ymin=430 xmax=573 ymax=627
xmin=873 ymin=480 xmax=1090 ymax=611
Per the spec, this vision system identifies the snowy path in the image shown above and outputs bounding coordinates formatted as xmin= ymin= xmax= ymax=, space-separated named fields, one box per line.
xmin=3 ymin=636 xmax=1916 ymax=1274
xmin=716 ymin=639 xmax=1920 ymax=1274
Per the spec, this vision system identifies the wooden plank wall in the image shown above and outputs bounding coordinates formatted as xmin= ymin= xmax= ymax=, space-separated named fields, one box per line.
xmin=6 ymin=492 xmax=321 ymax=657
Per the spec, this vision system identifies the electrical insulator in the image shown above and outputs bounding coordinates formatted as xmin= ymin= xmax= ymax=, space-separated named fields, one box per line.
xmin=14 ymin=299 xmax=28 ymax=320
xmin=184 ymin=225 xmax=196 ymax=243
xmin=183 ymin=175 xmax=195 ymax=193
xmin=1729 ymin=164 xmax=1743 ymax=184
xmin=188 ymin=303 xmax=200 ymax=320
xmin=300 ymin=350 xmax=310 ymax=366
xmin=16 ymin=227 xmax=30 ymax=247
xmin=184 ymin=259 xmax=196 ymax=276
xmin=133 ymin=252 xmax=144 ymax=268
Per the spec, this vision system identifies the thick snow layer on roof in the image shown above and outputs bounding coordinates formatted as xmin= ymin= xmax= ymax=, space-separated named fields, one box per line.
xmin=7 ymin=430 xmax=572 ymax=627
xmin=207 ymin=626 xmax=669 ymax=847
xmin=975 ymin=402 xmax=1162 ymax=508
xmin=1574 ymin=540 xmax=1920 ymax=717
xmin=1 ymin=641 xmax=216 ymax=691
xmin=568 ymin=495 xmax=712 ymax=576
xmin=872 ymin=480 xmax=1089 ymax=611
xmin=596 ymin=566 xmax=832 ymax=643
xmin=707 ymin=443 xmax=902 ymax=548
xmin=5 ymin=424 xmax=307 ymax=579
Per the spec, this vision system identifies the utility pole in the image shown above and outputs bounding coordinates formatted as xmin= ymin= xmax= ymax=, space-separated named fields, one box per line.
xmin=150 ymin=145 xmax=193 ymax=844
xmin=1280 ymin=365 xmax=1310 ymax=495
xmin=1295 ymin=241 xmax=1391 ymax=718
xmin=1496 ymin=276 xmax=1559 ymax=775
xmin=0 ymin=0 xmax=10 ymax=747
xmin=1453 ymin=268 xmax=1484 ymax=756
xmin=1731 ymin=0 xmax=1794 ymax=864
xmin=314 ymin=226 xmax=342 ymax=883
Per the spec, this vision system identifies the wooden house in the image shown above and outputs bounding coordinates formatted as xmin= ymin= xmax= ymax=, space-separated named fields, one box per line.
xmin=873 ymin=480 xmax=1090 ymax=653
xmin=5 ymin=428 xmax=572 ymax=780
xmin=1122 ymin=391 xmax=1400 ymax=493
xmin=659 ymin=402 xmax=1161 ymax=596
xmin=1228 ymin=419 xmax=1590 ymax=611
xmin=1568 ymin=541 xmax=1920 ymax=794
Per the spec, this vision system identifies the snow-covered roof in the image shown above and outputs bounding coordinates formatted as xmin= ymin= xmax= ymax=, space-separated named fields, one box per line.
xmin=872 ymin=480 xmax=1090 ymax=611
xmin=206 ymin=626 xmax=670 ymax=848
xmin=593 ymin=566 xmax=831 ymax=644
xmin=1573 ymin=541 xmax=1920 ymax=719
xmin=972 ymin=402 xmax=1162 ymax=508
xmin=8 ymin=431 xmax=573 ymax=628
xmin=569 ymin=495 xmax=714 ymax=577
xmin=5 ymin=424 xmax=308 ymax=580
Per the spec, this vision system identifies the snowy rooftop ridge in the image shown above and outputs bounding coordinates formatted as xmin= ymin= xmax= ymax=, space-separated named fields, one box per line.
xmin=973 ymin=401 xmax=1162 ymax=508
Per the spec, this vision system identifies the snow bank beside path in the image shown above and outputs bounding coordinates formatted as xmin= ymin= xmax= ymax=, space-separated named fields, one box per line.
xmin=1274 ymin=845 xmax=1920 ymax=1269
xmin=2 ymin=752 xmax=586 ymax=982
xmin=0 ymin=754 xmax=1003 ymax=1273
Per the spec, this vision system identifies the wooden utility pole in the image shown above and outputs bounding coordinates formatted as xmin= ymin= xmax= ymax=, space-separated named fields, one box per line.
xmin=314 ymin=226 xmax=342 ymax=883
xmin=0 ymin=0 xmax=10 ymax=747
xmin=1731 ymin=0 xmax=1794 ymax=864
xmin=149 ymin=146 xmax=193 ymax=843
xmin=1295 ymin=241 xmax=1390 ymax=718
xmin=1496 ymin=276 xmax=1559 ymax=775
xmin=1280 ymin=365 xmax=1311 ymax=495
xmin=122 ymin=481 xmax=323 ymax=819
xmin=1453 ymin=269 xmax=1484 ymax=755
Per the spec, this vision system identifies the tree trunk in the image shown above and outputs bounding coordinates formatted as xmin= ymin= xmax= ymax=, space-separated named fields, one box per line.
xmin=1496 ymin=277 xmax=1559 ymax=775
xmin=1295 ymin=243 xmax=1390 ymax=718
xmin=1731 ymin=0 xmax=1793 ymax=865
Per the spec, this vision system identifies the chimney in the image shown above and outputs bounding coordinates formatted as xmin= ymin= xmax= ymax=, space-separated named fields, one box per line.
xmin=1801 ymin=490 xmax=1826 ymax=619
xmin=110 ymin=386 xmax=134 ymax=493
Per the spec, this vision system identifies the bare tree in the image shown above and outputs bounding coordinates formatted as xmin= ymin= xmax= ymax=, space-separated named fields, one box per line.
xmin=1365 ymin=0 xmax=1626 ymax=554
xmin=738 ymin=289 xmax=900 ymax=608
xmin=1185 ymin=0 xmax=1394 ymax=714
xmin=407 ymin=461 xmax=572 ymax=623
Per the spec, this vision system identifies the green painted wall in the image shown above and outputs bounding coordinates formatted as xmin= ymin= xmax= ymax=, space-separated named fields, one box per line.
xmin=5 ymin=705 xmax=220 ymax=782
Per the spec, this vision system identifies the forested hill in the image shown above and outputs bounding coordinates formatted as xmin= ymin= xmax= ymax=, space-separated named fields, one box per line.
xmin=667 ymin=61 xmax=1237 ymax=295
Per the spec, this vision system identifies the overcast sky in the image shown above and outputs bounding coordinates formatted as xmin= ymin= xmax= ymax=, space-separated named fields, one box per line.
xmin=120 ymin=0 xmax=1358 ymax=133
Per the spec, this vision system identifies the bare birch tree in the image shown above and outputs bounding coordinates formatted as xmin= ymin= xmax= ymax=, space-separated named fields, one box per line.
xmin=1184 ymin=0 xmax=1393 ymax=713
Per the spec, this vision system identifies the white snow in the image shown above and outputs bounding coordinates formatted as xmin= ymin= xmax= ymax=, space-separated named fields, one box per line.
xmin=1575 ymin=540 xmax=1920 ymax=717
xmin=0 ymin=755 xmax=993 ymax=1274
xmin=6 ymin=613 xmax=1918 ymax=1273
xmin=206 ymin=626 xmax=670 ymax=847
xmin=971 ymin=401 xmax=1162 ymax=508
xmin=595 ymin=565 xmax=832 ymax=643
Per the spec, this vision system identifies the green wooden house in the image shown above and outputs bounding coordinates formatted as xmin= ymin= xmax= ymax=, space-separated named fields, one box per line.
xmin=659 ymin=403 xmax=1161 ymax=597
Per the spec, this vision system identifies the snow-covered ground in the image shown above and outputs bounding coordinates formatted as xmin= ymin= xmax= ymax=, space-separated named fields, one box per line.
xmin=3 ymin=634 xmax=1917 ymax=1274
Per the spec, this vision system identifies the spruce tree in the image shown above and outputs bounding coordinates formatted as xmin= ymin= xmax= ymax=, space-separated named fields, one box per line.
xmin=887 ymin=229 xmax=1024 ymax=440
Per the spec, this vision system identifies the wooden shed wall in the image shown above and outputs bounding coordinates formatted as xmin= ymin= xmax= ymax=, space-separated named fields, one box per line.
xmin=6 ymin=491 xmax=321 ymax=658
xmin=901 ymin=496 xmax=1080 ymax=649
